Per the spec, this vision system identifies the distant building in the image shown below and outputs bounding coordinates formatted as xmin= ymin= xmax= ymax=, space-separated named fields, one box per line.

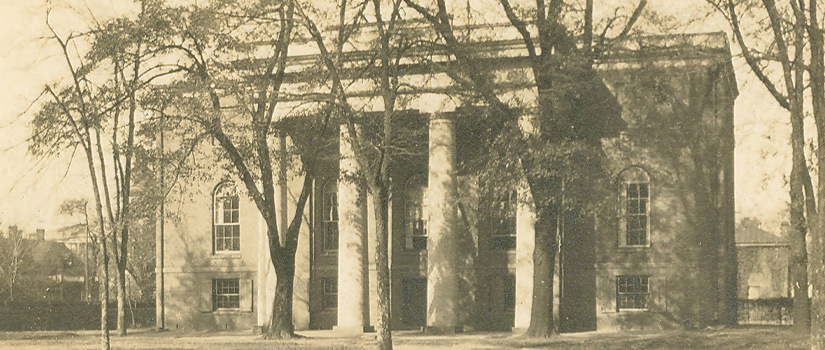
xmin=736 ymin=220 xmax=791 ymax=325
xmin=1 ymin=226 xmax=85 ymax=302
xmin=158 ymin=32 xmax=737 ymax=333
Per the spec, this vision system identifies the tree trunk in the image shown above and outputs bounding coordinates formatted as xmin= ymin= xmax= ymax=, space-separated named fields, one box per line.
xmin=807 ymin=0 xmax=825 ymax=347
xmin=371 ymin=184 xmax=392 ymax=350
xmin=526 ymin=204 xmax=558 ymax=337
xmin=117 ymin=265 xmax=127 ymax=336
xmin=99 ymin=239 xmax=110 ymax=350
xmin=266 ymin=244 xmax=295 ymax=339
xmin=790 ymin=123 xmax=810 ymax=332
xmin=812 ymin=216 xmax=825 ymax=349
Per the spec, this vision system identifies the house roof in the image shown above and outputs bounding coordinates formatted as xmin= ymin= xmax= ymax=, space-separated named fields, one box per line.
xmin=736 ymin=222 xmax=788 ymax=245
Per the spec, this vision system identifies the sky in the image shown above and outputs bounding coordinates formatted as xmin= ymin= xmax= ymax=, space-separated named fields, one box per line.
xmin=0 ymin=0 xmax=791 ymax=235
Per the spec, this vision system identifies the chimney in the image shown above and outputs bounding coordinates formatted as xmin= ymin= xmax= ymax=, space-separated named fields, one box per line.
xmin=35 ymin=228 xmax=45 ymax=241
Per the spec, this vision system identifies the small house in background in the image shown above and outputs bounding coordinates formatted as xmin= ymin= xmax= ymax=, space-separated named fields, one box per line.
xmin=736 ymin=219 xmax=791 ymax=325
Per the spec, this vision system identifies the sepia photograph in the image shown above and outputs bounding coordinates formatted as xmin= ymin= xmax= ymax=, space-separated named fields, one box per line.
xmin=0 ymin=0 xmax=818 ymax=348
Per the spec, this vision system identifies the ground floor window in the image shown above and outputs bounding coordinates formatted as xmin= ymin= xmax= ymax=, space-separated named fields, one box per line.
xmin=503 ymin=274 xmax=516 ymax=310
xmin=617 ymin=275 xmax=649 ymax=311
xmin=213 ymin=278 xmax=240 ymax=310
xmin=322 ymin=277 xmax=337 ymax=309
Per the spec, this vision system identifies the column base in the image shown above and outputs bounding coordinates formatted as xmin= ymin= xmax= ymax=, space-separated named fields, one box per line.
xmin=424 ymin=325 xmax=463 ymax=335
xmin=252 ymin=325 xmax=265 ymax=334
xmin=511 ymin=327 xmax=527 ymax=335
xmin=333 ymin=325 xmax=375 ymax=333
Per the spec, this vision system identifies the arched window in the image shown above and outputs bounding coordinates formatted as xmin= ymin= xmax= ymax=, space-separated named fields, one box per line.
xmin=619 ymin=167 xmax=650 ymax=247
xmin=405 ymin=175 xmax=428 ymax=251
xmin=486 ymin=189 xmax=517 ymax=250
xmin=214 ymin=182 xmax=240 ymax=253
xmin=322 ymin=180 xmax=339 ymax=252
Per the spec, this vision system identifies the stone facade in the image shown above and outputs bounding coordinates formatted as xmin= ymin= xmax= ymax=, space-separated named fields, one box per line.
xmin=158 ymin=33 xmax=737 ymax=333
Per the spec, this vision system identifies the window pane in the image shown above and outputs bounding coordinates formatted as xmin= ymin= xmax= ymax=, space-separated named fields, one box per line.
xmin=617 ymin=276 xmax=650 ymax=310
xmin=623 ymin=181 xmax=649 ymax=246
xmin=213 ymin=278 xmax=240 ymax=310
xmin=503 ymin=275 xmax=516 ymax=309
xmin=322 ymin=181 xmax=338 ymax=252
xmin=325 ymin=223 xmax=338 ymax=251
xmin=627 ymin=184 xmax=638 ymax=198
xmin=413 ymin=236 xmax=427 ymax=250
xmin=322 ymin=278 xmax=337 ymax=309
xmin=407 ymin=176 xmax=428 ymax=251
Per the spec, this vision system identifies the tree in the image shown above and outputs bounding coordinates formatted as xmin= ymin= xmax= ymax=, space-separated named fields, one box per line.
xmin=706 ymin=0 xmax=823 ymax=338
xmin=0 ymin=225 xmax=30 ymax=302
xmin=296 ymin=0 xmax=428 ymax=347
xmin=59 ymin=199 xmax=98 ymax=302
xmin=32 ymin=0 xmax=183 ymax=345
xmin=401 ymin=0 xmax=671 ymax=336
xmin=144 ymin=0 xmax=339 ymax=338
xmin=33 ymin=22 xmax=115 ymax=350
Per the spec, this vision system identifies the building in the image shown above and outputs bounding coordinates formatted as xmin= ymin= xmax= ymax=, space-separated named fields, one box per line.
xmin=157 ymin=32 xmax=737 ymax=333
xmin=736 ymin=220 xmax=792 ymax=325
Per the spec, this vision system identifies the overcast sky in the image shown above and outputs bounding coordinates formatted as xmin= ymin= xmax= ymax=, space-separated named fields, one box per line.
xmin=0 ymin=0 xmax=790 ymax=235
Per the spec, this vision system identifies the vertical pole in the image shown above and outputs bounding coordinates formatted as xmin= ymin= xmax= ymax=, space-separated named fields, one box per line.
xmin=155 ymin=111 xmax=165 ymax=330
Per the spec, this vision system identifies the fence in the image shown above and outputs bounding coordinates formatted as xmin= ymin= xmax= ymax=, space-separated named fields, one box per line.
xmin=737 ymin=298 xmax=793 ymax=326
xmin=0 ymin=302 xmax=155 ymax=331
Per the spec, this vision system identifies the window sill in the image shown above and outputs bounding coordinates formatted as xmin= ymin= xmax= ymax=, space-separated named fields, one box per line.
xmin=618 ymin=245 xmax=650 ymax=250
xmin=212 ymin=252 xmax=242 ymax=259
xmin=617 ymin=308 xmax=649 ymax=312
xmin=210 ymin=309 xmax=250 ymax=314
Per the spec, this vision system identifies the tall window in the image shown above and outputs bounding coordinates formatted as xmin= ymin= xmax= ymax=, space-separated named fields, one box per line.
xmin=619 ymin=167 xmax=650 ymax=247
xmin=405 ymin=175 xmax=428 ymax=251
xmin=322 ymin=277 xmax=337 ymax=309
xmin=487 ymin=190 xmax=517 ymax=250
xmin=322 ymin=180 xmax=339 ymax=252
xmin=214 ymin=182 xmax=240 ymax=253
xmin=616 ymin=275 xmax=649 ymax=310
xmin=503 ymin=274 xmax=516 ymax=310
xmin=213 ymin=278 xmax=240 ymax=310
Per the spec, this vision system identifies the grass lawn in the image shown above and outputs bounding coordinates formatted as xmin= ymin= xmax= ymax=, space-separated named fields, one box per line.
xmin=0 ymin=326 xmax=808 ymax=349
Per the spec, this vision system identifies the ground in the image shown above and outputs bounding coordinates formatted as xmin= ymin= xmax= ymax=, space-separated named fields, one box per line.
xmin=0 ymin=326 xmax=807 ymax=349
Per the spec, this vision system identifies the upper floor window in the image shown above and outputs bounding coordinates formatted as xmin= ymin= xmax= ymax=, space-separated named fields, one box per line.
xmin=405 ymin=175 xmax=428 ymax=251
xmin=486 ymin=189 xmax=517 ymax=250
xmin=619 ymin=167 xmax=650 ymax=247
xmin=214 ymin=182 xmax=240 ymax=253
xmin=322 ymin=180 xmax=339 ymax=252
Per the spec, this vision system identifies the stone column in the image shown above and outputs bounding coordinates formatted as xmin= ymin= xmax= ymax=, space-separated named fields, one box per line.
xmin=336 ymin=124 xmax=372 ymax=332
xmin=426 ymin=114 xmax=460 ymax=333
xmin=514 ymin=182 xmax=536 ymax=330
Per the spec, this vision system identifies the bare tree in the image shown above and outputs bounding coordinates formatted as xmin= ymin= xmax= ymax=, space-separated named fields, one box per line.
xmin=707 ymin=0 xmax=821 ymax=337
xmin=0 ymin=226 xmax=29 ymax=302
xmin=59 ymin=199 xmax=97 ymax=302
xmin=295 ymin=0 xmax=427 ymax=347
xmin=146 ymin=0 xmax=340 ymax=338
xmin=402 ymin=0 xmax=668 ymax=336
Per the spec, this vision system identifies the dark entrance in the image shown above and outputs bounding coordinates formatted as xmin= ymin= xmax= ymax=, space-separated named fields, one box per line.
xmin=401 ymin=277 xmax=426 ymax=328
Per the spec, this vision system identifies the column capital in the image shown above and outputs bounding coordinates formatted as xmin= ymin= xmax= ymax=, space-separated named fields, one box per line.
xmin=428 ymin=113 xmax=457 ymax=122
